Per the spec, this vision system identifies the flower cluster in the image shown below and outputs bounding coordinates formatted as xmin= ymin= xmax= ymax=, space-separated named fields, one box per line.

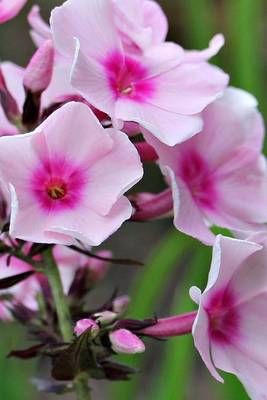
xmin=1 ymin=1 xmax=267 ymax=400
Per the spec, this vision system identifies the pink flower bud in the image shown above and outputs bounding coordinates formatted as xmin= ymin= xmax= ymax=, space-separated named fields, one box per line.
xmin=109 ymin=329 xmax=145 ymax=354
xmin=94 ymin=311 xmax=117 ymax=326
xmin=74 ymin=319 xmax=99 ymax=337
xmin=23 ymin=40 xmax=54 ymax=94
xmin=112 ymin=295 xmax=130 ymax=314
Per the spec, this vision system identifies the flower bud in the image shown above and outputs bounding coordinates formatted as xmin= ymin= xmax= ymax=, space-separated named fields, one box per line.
xmin=112 ymin=295 xmax=130 ymax=314
xmin=23 ymin=40 xmax=54 ymax=94
xmin=74 ymin=318 xmax=99 ymax=337
xmin=94 ymin=311 xmax=117 ymax=326
xmin=109 ymin=329 xmax=145 ymax=354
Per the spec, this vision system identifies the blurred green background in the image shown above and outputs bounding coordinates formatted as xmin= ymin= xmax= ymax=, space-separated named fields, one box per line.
xmin=0 ymin=0 xmax=265 ymax=399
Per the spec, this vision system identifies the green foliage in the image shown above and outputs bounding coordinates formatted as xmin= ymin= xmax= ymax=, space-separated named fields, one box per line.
xmin=0 ymin=324 xmax=35 ymax=400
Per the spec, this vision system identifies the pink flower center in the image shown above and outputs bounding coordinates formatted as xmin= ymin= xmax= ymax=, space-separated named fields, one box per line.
xmin=206 ymin=289 xmax=240 ymax=344
xmin=31 ymin=157 xmax=88 ymax=213
xmin=178 ymin=150 xmax=217 ymax=209
xmin=46 ymin=179 xmax=67 ymax=200
xmin=104 ymin=51 xmax=156 ymax=102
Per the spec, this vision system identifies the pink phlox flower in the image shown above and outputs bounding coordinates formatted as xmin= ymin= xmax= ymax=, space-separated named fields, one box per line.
xmin=51 ymin=0 xmax=228 ymax=146
xmin=144 ymin=87 xmax=267 ymax=244
xmin=190 ymin=234 xmax=267 ymax=400
xmin=0 ymin=101 xmax=143 ymax=245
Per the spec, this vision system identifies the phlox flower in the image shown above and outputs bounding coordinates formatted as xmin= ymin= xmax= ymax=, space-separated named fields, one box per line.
xmin=51 ymin=0 xmax=228 ymax=146
xmin=0 ymin=0 xmax=27 ymax=24
xmin=0 ymin=102 xmax=143 ymax=245
xmin=144 ymin=87 xmax=267 ymax=244
xmin=190 ymin=234 xmax=267 ymax=400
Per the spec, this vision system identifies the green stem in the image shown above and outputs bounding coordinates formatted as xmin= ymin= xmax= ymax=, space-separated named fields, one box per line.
xmin=74 ymin=373 xmax=91 ymax=400
xmin=43 ymin=248 xmax=73 ymax=341
xmin=43 ymin=248 xmax=91 ymax=400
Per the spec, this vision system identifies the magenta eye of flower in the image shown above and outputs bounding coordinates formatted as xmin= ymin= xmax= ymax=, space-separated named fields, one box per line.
xmin=46 ymin=181 xmax=67 ymax=200
xmin=104 ymin=51 xmax=155 ymax=102
xmin=31 ymin=157 xmax=88 ymax=213
xmin=179 ymin=150 xmax=217 ymax=209
xmin=206 ymin=290 xmax=240 ymax=344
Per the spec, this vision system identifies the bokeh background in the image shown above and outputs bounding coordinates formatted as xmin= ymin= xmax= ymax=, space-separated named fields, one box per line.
xmin=0 ymin=1 xmax=265 ymax=399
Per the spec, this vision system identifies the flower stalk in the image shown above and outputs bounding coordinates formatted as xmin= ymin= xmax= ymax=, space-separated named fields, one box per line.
xmin=43 ymin=248 xmax=91 ymax=400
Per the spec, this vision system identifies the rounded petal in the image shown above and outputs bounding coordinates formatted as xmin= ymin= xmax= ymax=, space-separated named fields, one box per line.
xmin=203 ymin=235 xmax=262 ymax=297
xmin=47 ymin=197 xmax=133 ymax=246
xmin=212 ymin=157 xmax=267 ymax=226
xmin=35 ymin=101 xmax=113 ymax=165
xmin=85 ymin=128 xmax=143 ymax=215
xmin=149 ymin=62 xmax=229 ymax=115
xmin=51 ymin=0 xmax=122 ymax=59
xmin=113 ymin=0 xmax=168 ymax=50
xmin=116 ymin=101 xmax=203 ymax=146
xmin=212 ymin=342 xmax=267 ymax=400
xmin=194 ymin=87 xmax=265 ymax=170
xmin=192 ymin=302 xmax=224 ymax=382
xmin=9 ymin=184 xmax=74 ymax=244
xmin=164 ymin=166 xmax=215 ymax=245
xmin=71 ymin=41 xmax=116 ymax=118
xmin=41 ymin=62 xmax=76 ymax=108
